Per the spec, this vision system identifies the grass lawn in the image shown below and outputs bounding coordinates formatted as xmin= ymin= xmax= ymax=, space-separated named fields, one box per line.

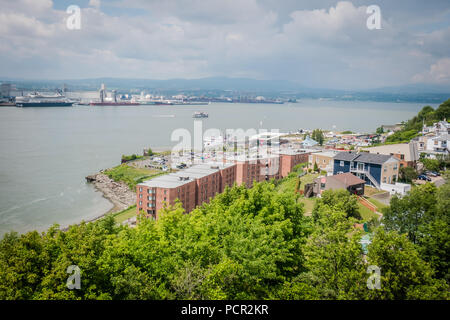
xmin=111 ymin=205 xmax=138 ymax=224
xmin=276 ymin=172 xmax=318 ymax=216
xmin=300 ymin=173 xmax=320 ymax=185
xmin=357 ymin=203 xmax=379 ymax=221
xmin=298 ymin=197 xmax=315 ymax=216
xmin=364 ymin=186 xmax=386 ymax=197
xmin=367 ymin=197 xmax=388 ymax=210
xmin=104 ymin=164 xmax=166 ymax=190
xmin=276 ymin=172 xmax=319 ymax=194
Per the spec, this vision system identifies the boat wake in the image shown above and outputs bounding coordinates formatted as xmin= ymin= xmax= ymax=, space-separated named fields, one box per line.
xmin=0 ymin=197 xmax=52 ymax=217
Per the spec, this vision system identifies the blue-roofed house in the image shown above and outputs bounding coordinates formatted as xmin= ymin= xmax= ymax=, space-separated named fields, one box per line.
xmin=303 ymin=135 xmax=318 ymax=147
xmin=333 ymin=151 xmax=399 ymax=189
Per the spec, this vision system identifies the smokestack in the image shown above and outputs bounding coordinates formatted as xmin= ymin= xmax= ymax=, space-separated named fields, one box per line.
xmin=99 ymin=83 xmax=106 ymax=103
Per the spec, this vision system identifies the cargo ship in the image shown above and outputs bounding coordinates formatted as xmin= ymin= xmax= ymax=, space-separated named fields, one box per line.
xmin=0 ymin=99 xmax=15 ymax=107
xmin=90 ymin=101 xmax=140 ymax=106
xmin=15 ymin=92 xmax=73 ymax=107
xmin=173 ymin=100 xmax=210 ymax=105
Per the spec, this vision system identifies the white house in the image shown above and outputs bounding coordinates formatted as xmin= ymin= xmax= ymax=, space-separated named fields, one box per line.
xmin=422 ymin=121 xmax=450 ymax=135
xmin=424 ymin=134 xmax=449 ymax=158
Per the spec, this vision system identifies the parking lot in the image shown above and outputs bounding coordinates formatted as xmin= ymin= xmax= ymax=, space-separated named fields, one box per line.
xmin=414 ymin=175 xmax=445 ymax=187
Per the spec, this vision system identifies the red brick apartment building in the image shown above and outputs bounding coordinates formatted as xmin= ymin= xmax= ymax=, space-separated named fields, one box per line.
xmin=137 ymin=162 xmax=236 ymax=219
xmin=279 ymin=149 xmax=311 ymax=177
xmin=235 ymin=155 xmax=281 ymax=188
xmin=136 ymin=149 xmax=312 ymax=219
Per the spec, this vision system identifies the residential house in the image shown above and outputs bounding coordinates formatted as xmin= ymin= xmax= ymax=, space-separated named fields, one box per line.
xmin=302 ymin=136 xmax=318 ymax=147
xmin=426 ymin=134 xmax=449 ymax=156
xmin=308 ymin=151 xmax=338 ymax=175
xmin=312 ymin=172 xmax=365 ymax=196
xmin=363 ymin=142 xmax=419 ymax=169
xmin=333 ymin=151 xmax=399 ymax=189
xmin=422 ymin=121 xmax=450 ymax=135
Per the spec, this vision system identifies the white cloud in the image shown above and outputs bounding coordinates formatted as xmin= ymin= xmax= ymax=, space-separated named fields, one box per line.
xmin=0 ymin=0 xmax=449 ymax=89
xmin=413 ymin=58 xmax=450 ymax=84
xmin=89 ymin=0 xmax=101 ymax=9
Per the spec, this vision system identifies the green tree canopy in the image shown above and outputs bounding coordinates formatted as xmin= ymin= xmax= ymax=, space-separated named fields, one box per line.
xmin=312 ymin=189 xmax=361 ymax=221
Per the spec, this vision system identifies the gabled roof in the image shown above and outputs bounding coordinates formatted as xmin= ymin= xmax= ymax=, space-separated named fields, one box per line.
xmin=334 ymin=151 xmax=395 ymax=165
xmin=333 ymin=151 xmax=358 ymax=162
xmin=303 ymin=136 xmax=318 ymax=146
xmin=330 ymin=172 xmax=365 ymax=186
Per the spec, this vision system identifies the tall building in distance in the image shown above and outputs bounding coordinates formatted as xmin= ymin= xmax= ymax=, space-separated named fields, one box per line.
xmin=99 ymin=83 xmax=107 ymax=103
xmin=1 ymin=83 xmax=12 ymax=98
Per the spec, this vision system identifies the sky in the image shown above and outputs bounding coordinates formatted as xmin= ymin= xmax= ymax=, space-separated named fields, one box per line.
xmin=1 ymin=0 xmax=450 ymax=90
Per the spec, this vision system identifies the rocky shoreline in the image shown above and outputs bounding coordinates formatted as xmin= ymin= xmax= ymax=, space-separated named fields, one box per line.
xmin=85 ymin=172 xmax=136 ymax=217
xmin=61 ymin=172 xmax=136 ymax=231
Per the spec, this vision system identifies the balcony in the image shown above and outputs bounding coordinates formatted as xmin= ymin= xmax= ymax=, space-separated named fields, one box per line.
xmin=349 ymin=165 xmax=380 ymax=190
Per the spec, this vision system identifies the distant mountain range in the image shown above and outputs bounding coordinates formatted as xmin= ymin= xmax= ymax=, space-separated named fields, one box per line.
xmin=367 ymin=83 xmax=450 ymax=94
xmin=1 ymin=77 xmax=304 ymax=92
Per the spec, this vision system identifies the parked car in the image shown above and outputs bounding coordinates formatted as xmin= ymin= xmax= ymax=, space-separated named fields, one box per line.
xmin=417 ymin=174 xmax=432 ymax=181
xmin=425 ymin=171 xmax=437 ymax=177
xmin=429 ymin=171 xmax=440 ymax=176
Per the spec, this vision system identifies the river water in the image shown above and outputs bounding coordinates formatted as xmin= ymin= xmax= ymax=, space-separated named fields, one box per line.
xmin=0 ymin=99 xmax=434 ymax=235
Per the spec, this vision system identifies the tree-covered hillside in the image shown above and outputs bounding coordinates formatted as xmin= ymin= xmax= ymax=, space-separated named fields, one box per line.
xmin=0 ymin=178 xmax=448 ymax=300
xmin=386 ymin=98 xmax=450 ymax=143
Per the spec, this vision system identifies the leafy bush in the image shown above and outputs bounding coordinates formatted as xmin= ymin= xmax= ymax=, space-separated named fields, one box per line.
xmin=292 ymin=162 xmax=308 ymax=172
xmin=399 ymin=166 xmax=418 ymax=183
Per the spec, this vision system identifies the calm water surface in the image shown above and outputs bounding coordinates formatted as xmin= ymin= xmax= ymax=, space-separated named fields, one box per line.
xmin=0 ymin=99 xmax=434 ymax=235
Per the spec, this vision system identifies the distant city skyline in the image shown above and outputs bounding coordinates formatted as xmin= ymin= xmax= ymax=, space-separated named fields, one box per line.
xmin=1 ymin=0 xmax=450 ymax=90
